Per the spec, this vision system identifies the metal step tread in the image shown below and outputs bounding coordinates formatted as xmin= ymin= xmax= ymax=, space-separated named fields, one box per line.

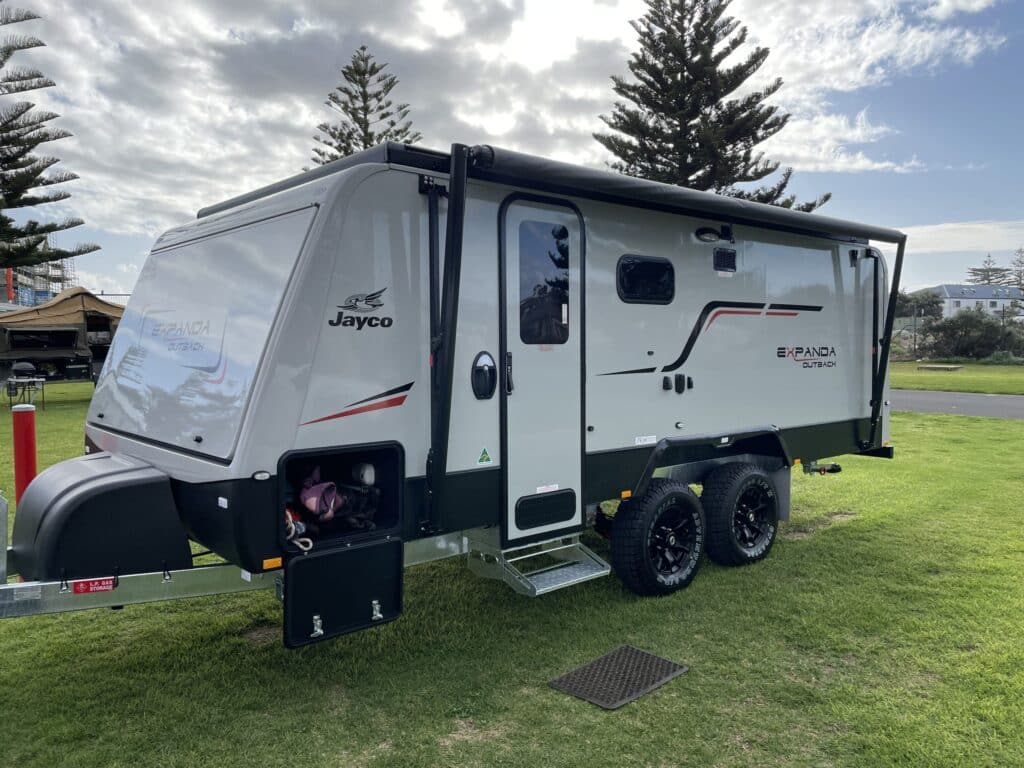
xmin=466 ymin=533 xmax=611 ymax=597
xmin=526 ymin=558 xmax=608 ymax=595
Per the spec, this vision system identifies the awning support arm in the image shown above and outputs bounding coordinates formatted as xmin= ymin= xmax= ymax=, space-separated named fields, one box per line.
xmin=867 ymin=235 xmax=906 ymax=449
xmin=427 ymin=144 xmax=471 ymax=521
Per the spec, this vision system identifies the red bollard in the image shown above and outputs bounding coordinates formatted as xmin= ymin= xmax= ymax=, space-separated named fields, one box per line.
xmin=12 ymin=404 xmax=37 ymax=503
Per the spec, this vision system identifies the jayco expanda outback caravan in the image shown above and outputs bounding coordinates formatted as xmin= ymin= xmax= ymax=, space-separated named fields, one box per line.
xmin=1 ymin=143 xmax=906 ymax=647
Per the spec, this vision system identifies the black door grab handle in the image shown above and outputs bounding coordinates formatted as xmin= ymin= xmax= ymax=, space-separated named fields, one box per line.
xmin=505 ymin=352 xmax=514 ymax=394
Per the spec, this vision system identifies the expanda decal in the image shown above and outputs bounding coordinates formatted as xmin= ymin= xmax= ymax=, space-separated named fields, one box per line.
xmin=777 ymin=344 xmax=838 ymax=368
xmin=328 ymin=287 xmax=394 ymax=329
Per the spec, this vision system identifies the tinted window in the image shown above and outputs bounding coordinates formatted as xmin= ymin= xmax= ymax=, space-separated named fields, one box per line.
xmin=519 ymin=220 xmax=570 ymax=344
xmin=617 ymin=255 xmax=674 ymax=304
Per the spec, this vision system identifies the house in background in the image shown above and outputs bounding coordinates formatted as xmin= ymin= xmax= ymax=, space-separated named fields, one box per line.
xmin=921 ymin=284 xmax=1023 ymax=319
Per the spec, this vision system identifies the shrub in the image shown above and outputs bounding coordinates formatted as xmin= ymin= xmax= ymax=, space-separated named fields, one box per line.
xmin=922 ymin=309 xmax=1024 ymax=359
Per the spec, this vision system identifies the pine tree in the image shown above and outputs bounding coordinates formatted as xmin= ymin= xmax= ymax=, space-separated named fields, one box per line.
xmin=965 ymin=253 xmax=1013 ymax=286
xmin=0 ymin=1 xmax=98 ymax=268
xmin=310 ymin=46 xmax=422 ymax=166
xmin=1010 ymin=247 xmax=1024 ymax=292
xmin=595 ymin=0 xmax=830 ymax=212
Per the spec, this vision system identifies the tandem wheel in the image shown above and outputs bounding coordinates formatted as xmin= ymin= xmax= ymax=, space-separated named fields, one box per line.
xmin=701 ymin=463 xmax=780 ymax=566
xmin=610 ymin=478 xmax=705 ymax=596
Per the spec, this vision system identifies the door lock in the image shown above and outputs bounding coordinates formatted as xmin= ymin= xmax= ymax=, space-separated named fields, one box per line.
xmin=371 ymin=600 xmax=383 ymax=621
xmin=310 ymin=614 xmax=324 ymax=639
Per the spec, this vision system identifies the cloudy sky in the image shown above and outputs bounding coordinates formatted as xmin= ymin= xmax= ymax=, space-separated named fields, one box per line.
xmin=10 ymin=0 xmax=1023 ymax=292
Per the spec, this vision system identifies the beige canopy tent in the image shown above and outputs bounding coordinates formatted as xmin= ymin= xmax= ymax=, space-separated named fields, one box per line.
xmin=0 ymin=287 xmax=124 ymax=374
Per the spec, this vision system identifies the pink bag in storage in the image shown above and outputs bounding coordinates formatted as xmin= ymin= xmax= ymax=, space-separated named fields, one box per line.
xmin=299 ymin=466 xmax=344 ymax=522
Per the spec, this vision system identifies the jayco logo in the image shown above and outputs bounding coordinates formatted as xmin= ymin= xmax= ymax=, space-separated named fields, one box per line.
xmin=329 ymin=287 xmax=394 ymax=329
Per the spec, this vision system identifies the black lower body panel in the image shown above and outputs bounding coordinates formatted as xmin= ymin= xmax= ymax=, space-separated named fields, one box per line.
xmin=583 ymin=418 xmax=873 ymax=505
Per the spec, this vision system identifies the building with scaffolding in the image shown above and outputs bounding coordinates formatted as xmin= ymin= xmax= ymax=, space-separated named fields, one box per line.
xmin=1 ymin=257 xmax=79 ymax=308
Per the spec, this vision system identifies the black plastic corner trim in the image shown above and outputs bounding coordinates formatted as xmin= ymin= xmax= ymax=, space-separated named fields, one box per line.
xmin=858 ymin=446 xmax=895 ymax=459
xmin=632 ymin=426 xmax=791 ymax=499
xmin=661 ymin=301 xmax=765 ymax=372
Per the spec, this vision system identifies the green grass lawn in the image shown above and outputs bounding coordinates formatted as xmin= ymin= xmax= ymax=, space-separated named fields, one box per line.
xmin=890 ymin=361 xmax=1024 ymax=395
xmin=3 ymin=387 xmax=1024 ymax=767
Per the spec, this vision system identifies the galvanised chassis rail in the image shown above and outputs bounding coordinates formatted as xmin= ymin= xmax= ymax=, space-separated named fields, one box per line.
xmin=0 ymin=491 xmax=475 ymax=619
xmin=0 ymin=556 xmax=280 ymax=620
xmin=0 ymin=493 xmax=278 ymax=619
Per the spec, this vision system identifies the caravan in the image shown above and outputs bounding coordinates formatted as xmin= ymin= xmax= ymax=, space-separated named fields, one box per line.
xmin=2 ymin=143 xmax=906 ymax=647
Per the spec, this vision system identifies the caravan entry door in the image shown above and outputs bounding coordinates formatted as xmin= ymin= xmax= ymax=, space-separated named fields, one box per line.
xmin=501 ymin=198 xmax=583 ymax=545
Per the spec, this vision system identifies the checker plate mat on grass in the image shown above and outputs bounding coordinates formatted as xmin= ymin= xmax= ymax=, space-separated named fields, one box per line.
xmin=549 ymin=645 xmax=688 ymax=710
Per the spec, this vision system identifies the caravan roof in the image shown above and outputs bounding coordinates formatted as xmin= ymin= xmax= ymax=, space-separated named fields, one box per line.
xmin=198 ymin=142 xmax=905 ymax=246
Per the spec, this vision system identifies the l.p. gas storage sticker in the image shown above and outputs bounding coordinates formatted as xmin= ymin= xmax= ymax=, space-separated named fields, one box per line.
xmin=72 ymin=577 xmax=117 ymax=594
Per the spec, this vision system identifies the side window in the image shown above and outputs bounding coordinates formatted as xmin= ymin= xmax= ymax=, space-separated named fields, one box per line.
xmin=617 ymin=255 xmax=675 ymax=304
xmin=519 ymin=220 xmax=570 ymax=344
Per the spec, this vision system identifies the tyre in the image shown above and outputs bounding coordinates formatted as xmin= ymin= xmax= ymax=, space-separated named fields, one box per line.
xmin=610 ymin=478 xmax=705 ymax=596
xmin=702 ymin=463 xmax=779 ymax=566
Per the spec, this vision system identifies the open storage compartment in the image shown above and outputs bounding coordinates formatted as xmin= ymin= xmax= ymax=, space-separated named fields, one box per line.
xmin=279 ymin=442 xmax=403 ymax=553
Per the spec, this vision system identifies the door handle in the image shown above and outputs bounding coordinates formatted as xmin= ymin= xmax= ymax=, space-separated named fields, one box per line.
xmin=505 ymin=352 xmax=514 ymax=394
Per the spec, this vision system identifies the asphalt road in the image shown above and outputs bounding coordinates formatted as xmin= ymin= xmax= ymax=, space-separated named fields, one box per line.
xmin=891 ymin=389 xmax=1024 ymax=419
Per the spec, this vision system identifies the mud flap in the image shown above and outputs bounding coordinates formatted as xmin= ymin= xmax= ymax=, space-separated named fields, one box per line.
xmin=283 ymin=538 xmax=403 ymax=648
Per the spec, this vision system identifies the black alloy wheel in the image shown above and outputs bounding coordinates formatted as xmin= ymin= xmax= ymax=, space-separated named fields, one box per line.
xmin=702 ymin=463 xmax=780 ymax=566
xmin=610 ymin=478 xmax=705 ymax=596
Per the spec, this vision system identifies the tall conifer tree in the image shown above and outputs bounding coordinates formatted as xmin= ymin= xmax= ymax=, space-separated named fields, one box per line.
xmin=0 ymin=1 xmax=98 ymax=268
xmin=311 ymin=45 xmax=421 ymax=165
xmin=595 ymin=0 xmax=830 ymax=212
xmin=965 ymin=254 xmax=1012 ymax=286
xmin=1009 ymin=247 xmax=1024 ymax=292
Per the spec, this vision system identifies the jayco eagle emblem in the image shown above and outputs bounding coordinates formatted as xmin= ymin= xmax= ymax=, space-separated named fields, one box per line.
xmin=329 ymin=287 xmax=394 ymax=329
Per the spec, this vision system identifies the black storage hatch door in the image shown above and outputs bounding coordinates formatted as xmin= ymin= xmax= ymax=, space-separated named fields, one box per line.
xmin=283 ymin=538 xmax=403 ymax=648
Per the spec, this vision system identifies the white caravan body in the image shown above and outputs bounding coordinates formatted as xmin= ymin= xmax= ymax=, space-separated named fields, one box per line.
xmin=5 ymin=144 xmax=905 ymax=647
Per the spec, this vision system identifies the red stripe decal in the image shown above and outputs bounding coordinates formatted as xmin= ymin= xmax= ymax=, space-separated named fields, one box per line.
xmin=765 ymin=311 xmax=799 ymax=317
xmin=301 ymin=395 xmax=407 ymax=426
xmin=705 ymin=309 xmax=762 ymax=330
xmin=209 ymin=357 xmax=228 ymax=385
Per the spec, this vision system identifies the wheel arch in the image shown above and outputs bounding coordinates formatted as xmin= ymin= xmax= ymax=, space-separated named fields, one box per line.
xmin=632 ymin=428 xmax=792 ymax=522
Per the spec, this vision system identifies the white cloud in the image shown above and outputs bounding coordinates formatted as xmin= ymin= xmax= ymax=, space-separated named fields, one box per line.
xmin=760 ymin=109 xmax=924 ymax=173
xmin=922 ymin=0 xmax=1001 ymax=21
xmin=76 ymin=265 xmax=136 ymax=295
xmin=3 ymin=0 xmax=1004 ymax=249
xmin=902 ymin=220 xmax=1024 ymax=254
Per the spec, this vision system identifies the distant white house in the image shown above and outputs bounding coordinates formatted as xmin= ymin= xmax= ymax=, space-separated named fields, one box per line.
xmin=921 ymin=284 xmax=1023 ymax=319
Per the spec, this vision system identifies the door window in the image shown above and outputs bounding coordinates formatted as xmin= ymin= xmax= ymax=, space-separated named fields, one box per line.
xmin=519 ymin=220 xmax=570 ymax=344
